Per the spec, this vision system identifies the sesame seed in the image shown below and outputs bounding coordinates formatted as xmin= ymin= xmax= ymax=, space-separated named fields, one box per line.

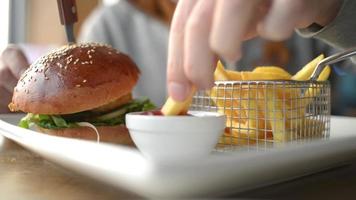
xmin=26 ymin=43 xmax=114 ymax=78
xmin=83 ymin=79 xmax=87 ymax=83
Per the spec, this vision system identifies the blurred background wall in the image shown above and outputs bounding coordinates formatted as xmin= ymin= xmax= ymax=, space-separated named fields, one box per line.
xmin=26 ymin=0 xmax=100 ymax=44
xmin=0 ymin=0 xmax=106 ymax=47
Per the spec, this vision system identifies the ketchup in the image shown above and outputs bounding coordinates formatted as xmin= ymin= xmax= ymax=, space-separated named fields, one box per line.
xmin=140 ymin=110 xmax=192 ymax=116
xmin=140 ymin=110 xmax=164 ymax=116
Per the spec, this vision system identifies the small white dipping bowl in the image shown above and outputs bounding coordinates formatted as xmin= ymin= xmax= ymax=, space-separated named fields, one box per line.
xmin=126 ymin=111 xmax=226 ymax=162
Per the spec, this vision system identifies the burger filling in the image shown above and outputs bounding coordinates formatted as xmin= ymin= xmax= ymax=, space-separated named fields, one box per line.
xmin=19 ymin=96 xmax=155 ymax=129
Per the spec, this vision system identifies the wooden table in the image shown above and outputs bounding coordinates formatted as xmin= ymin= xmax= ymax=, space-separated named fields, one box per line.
xmin=0 ymin=136 xmax=138 ymax=200
xmin=1 ymin=134 xmax=356 ymax=199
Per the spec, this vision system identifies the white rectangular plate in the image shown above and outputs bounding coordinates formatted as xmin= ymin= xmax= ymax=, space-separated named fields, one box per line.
xmin=1 ymin=114 xmax=356 ymax=198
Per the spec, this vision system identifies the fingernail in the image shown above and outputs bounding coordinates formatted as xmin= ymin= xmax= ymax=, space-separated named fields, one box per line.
xmin=168 ymin=82 xmax=190 ymax=102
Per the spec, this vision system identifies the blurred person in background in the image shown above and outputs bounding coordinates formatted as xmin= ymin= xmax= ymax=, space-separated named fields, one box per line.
xmin=0 ymin=0 xmax=354 ymax=113
xmin=0 ymin=46 xmax=29 ymax=113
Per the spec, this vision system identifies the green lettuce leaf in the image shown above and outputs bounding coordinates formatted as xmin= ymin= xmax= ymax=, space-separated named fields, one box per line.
xmin=19 ymin=114 xmax=78 ymax=129
xmin=19 ymin=115 xmax=31 ymax=129
xmin=92 ymin=97 xmax=156 ymax=125
xmin=19 ymin=98 xmax=156 ymax=129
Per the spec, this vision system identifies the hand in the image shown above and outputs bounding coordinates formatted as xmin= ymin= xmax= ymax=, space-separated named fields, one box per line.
xmin=0 ymin=45 xmax=29 ymax=113
xmin=167 ymin=0 xmax=342 ymax=101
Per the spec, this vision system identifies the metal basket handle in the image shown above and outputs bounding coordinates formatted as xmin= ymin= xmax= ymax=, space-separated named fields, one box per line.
xmin=310 ymin=47 xmax=356 ymax=81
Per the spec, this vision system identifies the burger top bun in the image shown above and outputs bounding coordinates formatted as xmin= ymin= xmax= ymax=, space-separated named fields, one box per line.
xmin=10 ymin=43 xmax=140 ymax=115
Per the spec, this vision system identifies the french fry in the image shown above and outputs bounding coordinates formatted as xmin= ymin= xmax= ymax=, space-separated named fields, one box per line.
xmin=210 ymin=87 xmax=247 ymax=120
xmin=242 ymin=86 xmax=267 ymax=138
xmin=224 ymin=69 xmax=242 ymax=80
xmin=263 ymin=89 xmax=291 ymax=142
xmin=220 ymin=131 xmax=272 ymax=146
xmin=161 ymin=87 xmax=196 ymax=116
xmin=302 ymin=65 xmax=331 ymax=107
xmin=292 ymin=54 xmax=324 ymax=81
xmin=222 ymin=117 xmax=274 ymax=146
xmin=226 ymin=68 xmax=291 ymax=81
xmin=253 ymin=66 xmax=292 ymax=79
xmin=317 ymin=65 xmax=331 ymax=81
xmin=212 ymin=60 xmax=247 ymax=121
xmin=214 ymin=61 xmax=231 ymax=81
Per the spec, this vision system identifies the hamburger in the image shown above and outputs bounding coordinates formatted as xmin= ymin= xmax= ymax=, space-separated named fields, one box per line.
xmin=9 ymin=43 xmax=155 ymax=145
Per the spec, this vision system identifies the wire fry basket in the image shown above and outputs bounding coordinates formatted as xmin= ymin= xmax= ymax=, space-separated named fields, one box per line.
xmin=190 ymin=47 xmax=356 ymax=151
xmin=191 ymin=80 xmax=330 ymax=151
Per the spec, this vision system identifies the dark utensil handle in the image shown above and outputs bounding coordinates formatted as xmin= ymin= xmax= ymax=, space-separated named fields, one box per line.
xmin=57 ymin=0 xmax=78 ymax=25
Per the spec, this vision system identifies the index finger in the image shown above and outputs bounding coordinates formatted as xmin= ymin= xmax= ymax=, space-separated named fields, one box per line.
xmin=1 ymin=45 xmax=29 ymax=79
xmin=167 ymin=0 xmax=198 ymax=102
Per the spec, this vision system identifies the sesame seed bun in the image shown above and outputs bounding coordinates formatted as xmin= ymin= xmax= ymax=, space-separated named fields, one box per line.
xmin=37 ymin=125 xmax=135 ymax=146
xmin=10 ymin=43 xmax=140 ymax=114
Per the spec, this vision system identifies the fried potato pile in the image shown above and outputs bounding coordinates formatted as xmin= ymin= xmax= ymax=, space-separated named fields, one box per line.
xmin=211 ymin=55 xmax=331 ymax=144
